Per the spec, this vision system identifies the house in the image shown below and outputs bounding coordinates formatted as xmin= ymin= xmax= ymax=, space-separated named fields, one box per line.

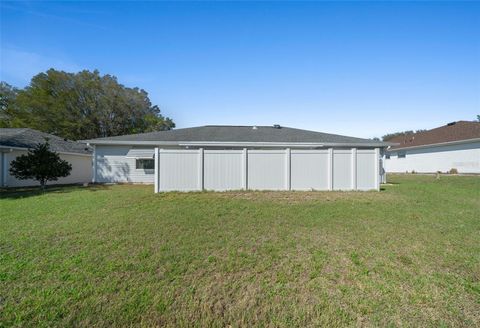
xmin=0 ymin=128 xmax=93 ymax=187
xmin=385 ymin=121 xmax=480 ymax=174
xmin=84 ymin=125 xmax=390 ymax=192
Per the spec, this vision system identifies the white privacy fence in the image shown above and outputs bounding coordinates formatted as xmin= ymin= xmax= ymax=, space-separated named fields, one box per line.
xmin=154 ymin=148 xmax=380 ymax=192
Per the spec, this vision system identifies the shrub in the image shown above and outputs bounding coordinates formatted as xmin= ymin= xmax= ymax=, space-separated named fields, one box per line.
xmin=9 ymin=141 xmax=72 ymax=189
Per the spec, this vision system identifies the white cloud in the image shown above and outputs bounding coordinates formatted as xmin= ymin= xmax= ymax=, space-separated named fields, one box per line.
xmin=0 ymin=47 xmax=81 ymax=87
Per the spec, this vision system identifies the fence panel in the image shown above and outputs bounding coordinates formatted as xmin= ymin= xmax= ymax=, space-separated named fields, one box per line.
xmin=356 ymin=150 xmax=377 ymax=190
xmin=159 ymin=149 xmax=200 ymax=191
xmin=291 ymin=150 xmax=329 ymax=190
xmin=333 ymin=150 xmax=352 ymax=190
xmin=155 ymin=148 xmax=380 ymax=192
xmin=247 ymin=150 xmax=286 ymax=190
xmin=204 ymin=150 xmax=244 ymax=191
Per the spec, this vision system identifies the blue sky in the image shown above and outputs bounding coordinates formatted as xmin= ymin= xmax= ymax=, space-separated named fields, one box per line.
xmin=1 ymin=1 xmax=479 ymax=138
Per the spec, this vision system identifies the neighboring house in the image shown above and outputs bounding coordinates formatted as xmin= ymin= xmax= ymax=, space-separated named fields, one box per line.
xmin=84 ymin=125 xmax=390 ymax=192
xmin=0 ymin=128 xmax=93 ymax=187
xmin=385 ymin=121 xmax=480 ymax=174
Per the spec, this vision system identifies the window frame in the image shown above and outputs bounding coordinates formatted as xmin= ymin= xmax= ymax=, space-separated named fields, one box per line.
xmin=135 ymin=158 xmax=155 ymax=170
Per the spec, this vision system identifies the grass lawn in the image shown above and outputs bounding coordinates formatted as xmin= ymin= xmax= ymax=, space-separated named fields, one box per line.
xmin=1 ymin=175 xmax=479 ymax=327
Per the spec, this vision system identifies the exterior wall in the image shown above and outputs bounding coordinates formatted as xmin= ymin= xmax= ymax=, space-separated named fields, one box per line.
xmin=154 ymin=147 xmax=381 ymax=192
xmin=95 ymin=146 xmax=155 ymax=183
xmin=1 ymin=150 xmax=92 ymax=187
xmin=93 ymin=146 xmax=382 ymax=191
xmin=385 ymin=141 xmax=480 ymax=173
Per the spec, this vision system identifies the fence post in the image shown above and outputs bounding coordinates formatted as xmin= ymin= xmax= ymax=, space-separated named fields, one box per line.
xmin=198 ymin=148 xmax=204 ymax=191
xmin=328 ymin=148 xmax=333 ymax=190
xmin=0 ymin=152 xmax=4 ymax=187
xmin=351 ymin=148 xmax=357 ymax=190
xmin=242 ymin=148 xmax=248 ymax=190
xmin=374 ymin=147 xmax=380 ymax=191
xmin=285 ymin=148 xmax=291 ymax=190
xmin=154 ymin=147 xmax=159 ymax=193
xmin=92 ymin=145 xmax=97 ymax=183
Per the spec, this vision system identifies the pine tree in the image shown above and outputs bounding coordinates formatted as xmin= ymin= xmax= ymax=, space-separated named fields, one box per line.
xmin=9 ymin=141 xmax=72 ymax=189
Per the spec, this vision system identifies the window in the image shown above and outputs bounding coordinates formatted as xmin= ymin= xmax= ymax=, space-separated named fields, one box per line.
xmin=385 ymin=154 xmax=391 ymax=159
xmin=136 ymin=159 xmax=154 ymax=170
xmin=398 ymin=151 xmax=406 ymax=158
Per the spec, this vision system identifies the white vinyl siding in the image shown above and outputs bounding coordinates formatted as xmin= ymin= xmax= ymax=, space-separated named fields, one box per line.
xmin=95 ymin=146 xmax=154 ymax=183
xmin=385 ymin=141 xmax=480 ymax=173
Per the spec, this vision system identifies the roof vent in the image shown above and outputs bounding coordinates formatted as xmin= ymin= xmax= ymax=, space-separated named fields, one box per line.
xmin=273 ymin=124 xmax=281 ymax=129
xmin=447 ymin=122 xmax=456 ymax=126
xmin=252 ymin=126 xmax=258 ymax=130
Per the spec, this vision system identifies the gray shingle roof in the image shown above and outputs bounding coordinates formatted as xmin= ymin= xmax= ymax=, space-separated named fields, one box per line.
xmin=86 ymin=125 xmax=389 ymax=146
xmin=0 ymin=128 xmax=92 ymax=155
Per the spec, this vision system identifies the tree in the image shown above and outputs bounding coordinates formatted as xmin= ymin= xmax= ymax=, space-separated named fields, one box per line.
xmin=477 ymin=115 xmax=480 ymax=122
xmin=382 ymin=129 xmax=427 ymax=141
xmin=2 ymin=69 xmax=174 ymax=140
xmin=0 ymin=82 xmax=20 ymax=128
xmin=9 ymin=141 xmax=72 ymax=189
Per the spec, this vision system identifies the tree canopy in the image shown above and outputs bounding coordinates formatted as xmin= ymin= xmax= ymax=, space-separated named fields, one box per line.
xmin=0 ymin=82 xmax=20 ymax=128
xmin=1 ymin=69 xmax=174 ymax=140
xmin=382 ymin=129 xmax=427 ymax=141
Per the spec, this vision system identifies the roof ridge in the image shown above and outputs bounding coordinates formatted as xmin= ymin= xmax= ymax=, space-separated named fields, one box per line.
xmin=203 ymin=125 xmax=287 ymax=128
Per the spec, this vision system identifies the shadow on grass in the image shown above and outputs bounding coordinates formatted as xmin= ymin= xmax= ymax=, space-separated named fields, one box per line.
xmin=0 ymin=184 xmax=112 ymax=200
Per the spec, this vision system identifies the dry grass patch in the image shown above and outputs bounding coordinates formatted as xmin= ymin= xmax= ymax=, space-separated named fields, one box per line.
xmin=212 ymin=189 xmax=398 ymax=204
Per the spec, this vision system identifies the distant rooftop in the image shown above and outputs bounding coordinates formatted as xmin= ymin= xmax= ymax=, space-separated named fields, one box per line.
xmin=388 ymin=121 xmax=480 ymax=150
xmin=85 ymin=125 xmax=390 ymax=147
xmin=0 ymin=128 xmax=92 ymax=155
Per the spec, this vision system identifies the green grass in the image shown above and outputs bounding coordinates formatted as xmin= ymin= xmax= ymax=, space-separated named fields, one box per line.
xmin=1 ymin=175 xmax=479 ymax=327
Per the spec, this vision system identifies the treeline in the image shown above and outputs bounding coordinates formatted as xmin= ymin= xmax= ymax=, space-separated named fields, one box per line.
xmin=382 ymin=130 xmax=427 ymax=141
xmin=0 ymin=69 xmax=174 ymax=140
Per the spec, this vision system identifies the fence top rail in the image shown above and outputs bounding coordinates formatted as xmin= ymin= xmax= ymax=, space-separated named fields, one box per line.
xmin=247 ymin=149 xmax=288 ymax=154
xmin=159 ymin=149 xmax=201 ymax=154
xmin=357 ymin=149 xmax=376 ymax=154
xmin=204 ymin=150 xmax=244 ymax=154
xmin=291 ymin=149 xmax=329 ymax=154
xmin=333 ymin=149 xmax=354 ymax=154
